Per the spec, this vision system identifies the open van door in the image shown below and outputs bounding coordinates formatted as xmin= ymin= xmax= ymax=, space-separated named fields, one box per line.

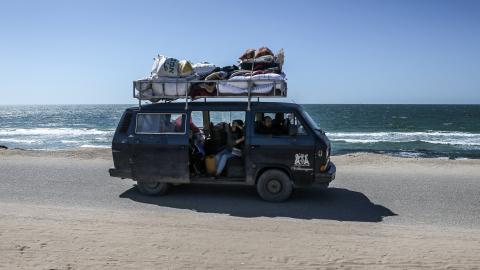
xmin=129 ymin=112 xmax=190 ymax=183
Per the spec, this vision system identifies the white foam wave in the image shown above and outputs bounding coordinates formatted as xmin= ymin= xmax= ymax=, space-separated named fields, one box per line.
xmin=330 ymin=131 xmax=480 ymax=137
xmin=0 ymin=128 xmax=112 ymax=136
xmin=328 ymin=131 xmax=480 ymax=146
xmin=60 ymin=140 xmax=82 ymax=144
xmin=79 ymin=144 xmax=110 ymax=148
xmin=396 ymin=151 xmax=424 ymax=158
xmin=0 ymin=138 xmax=39 ymax=144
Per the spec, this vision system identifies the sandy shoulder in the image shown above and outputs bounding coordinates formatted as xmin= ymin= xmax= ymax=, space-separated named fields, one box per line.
xmin=1 ymin=149 xmax=480 ymax=269
xmin=0 ymin=148 xmax=112 ymax=160
xmin=1 ymin=202 xmax=480 ymax=270
xmin=2 ymin=147 xmax=480 ymax=166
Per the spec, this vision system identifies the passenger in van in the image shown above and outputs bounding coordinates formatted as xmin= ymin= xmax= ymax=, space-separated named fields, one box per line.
xmin=256 ymin=116 xmax=273 ymax=135
xmin=272 ymin=112 xmax=289 ymax=135
xmin=189 ymin=128 xmax=206 ymax=175
xmin=214 ymin=120 xmax=244 ymax=176
xmin=175 ymin=115 xmax=200 ymax=133
xmin=190 ymin=129 xmax=205 ymax=157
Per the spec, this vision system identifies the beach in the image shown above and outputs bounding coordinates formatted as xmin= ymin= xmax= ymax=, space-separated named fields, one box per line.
xmin=1 ymin=148 xmax=480 ymax=269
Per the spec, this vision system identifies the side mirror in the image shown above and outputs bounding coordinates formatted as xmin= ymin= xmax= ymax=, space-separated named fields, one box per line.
xmin=289 ymin=125 xmax=298 ymax=136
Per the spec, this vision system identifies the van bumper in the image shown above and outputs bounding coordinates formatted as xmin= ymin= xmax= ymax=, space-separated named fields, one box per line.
xmin=109 ymin=168 xmax=132 ymax=179
xmin=314 ymin=162 xmax=336 ymax=186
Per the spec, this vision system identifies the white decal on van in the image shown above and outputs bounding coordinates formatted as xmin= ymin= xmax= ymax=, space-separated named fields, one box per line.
xmin=291 ymin=167 xmax=313 ymax=172
xmin=294 ymin=153 xmax=310 ymax=167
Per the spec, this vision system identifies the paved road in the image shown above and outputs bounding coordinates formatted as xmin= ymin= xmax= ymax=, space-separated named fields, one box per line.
xmin=1 ymin=155 xmax=479 ymax=228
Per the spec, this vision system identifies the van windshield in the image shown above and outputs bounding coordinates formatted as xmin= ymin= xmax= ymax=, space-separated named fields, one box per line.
xmin=301 ymin=110 xmax=321 ymax=131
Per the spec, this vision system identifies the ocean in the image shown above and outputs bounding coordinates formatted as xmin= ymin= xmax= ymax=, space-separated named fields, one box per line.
xmin=1 ymin=104 xmax=479 ymax=159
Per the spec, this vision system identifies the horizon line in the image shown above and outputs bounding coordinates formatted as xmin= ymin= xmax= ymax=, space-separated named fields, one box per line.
xmin=1 ymin=103 xmax=480 ymax=106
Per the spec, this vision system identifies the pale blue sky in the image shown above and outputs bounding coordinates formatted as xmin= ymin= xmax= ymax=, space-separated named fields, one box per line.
xmin=0 ymin=0 xmax=479 ymax=104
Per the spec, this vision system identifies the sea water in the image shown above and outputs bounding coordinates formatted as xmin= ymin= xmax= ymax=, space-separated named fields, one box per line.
xmin=1 ymin=104 xmax=479 ymax=159
xmin=304 ymin=104 xmax=480 ymax=159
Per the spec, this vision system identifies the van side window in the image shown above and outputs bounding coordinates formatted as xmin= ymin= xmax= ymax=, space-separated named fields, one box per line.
xmin=191 ymin=111 xmax=204 ymax=129
xmin=254 ymin=112 xmax=306 ymax=136
xmin=136 ymin=113 xmax=186 ymax=134
xmin=210 ymin=111 xmax=245 ymax=126
xmin=205 ymin=111 xmax=246 ymax=154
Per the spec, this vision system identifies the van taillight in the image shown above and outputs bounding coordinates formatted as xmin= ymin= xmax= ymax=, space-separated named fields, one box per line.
xmin=320 ymin=159 xmax=330 ymax=172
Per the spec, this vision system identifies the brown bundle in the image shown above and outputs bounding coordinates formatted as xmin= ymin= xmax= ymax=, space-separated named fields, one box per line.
xmin=239 ymin=48 xmax=256 ymax=60
xmin=255 ymin=47 xmax=273 ymax=58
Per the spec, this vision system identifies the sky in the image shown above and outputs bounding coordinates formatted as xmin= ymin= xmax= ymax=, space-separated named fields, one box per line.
xmin=0 ymin=0 xmax=479 ymax=104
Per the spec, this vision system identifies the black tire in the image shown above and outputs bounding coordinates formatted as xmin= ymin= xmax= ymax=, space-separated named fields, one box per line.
xmin=256 ymin=169 xmax=293 ymax=202
xmin=136 ymin=181 xmax=170 ymax=196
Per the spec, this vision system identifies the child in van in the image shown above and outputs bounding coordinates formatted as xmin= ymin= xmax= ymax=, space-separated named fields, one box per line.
xmin=214 ymin=120 xmax=244 ymax=176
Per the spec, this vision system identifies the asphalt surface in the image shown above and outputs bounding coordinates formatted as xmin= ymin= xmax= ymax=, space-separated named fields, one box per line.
xmin=1 ymin=155 xmax=479 ymax=229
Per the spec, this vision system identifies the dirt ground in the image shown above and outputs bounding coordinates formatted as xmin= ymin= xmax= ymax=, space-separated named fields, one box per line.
xmin=1 ymin=149 xmax=480 ymax=269
xmin=1 ymin=203 xmax=480 ymax=270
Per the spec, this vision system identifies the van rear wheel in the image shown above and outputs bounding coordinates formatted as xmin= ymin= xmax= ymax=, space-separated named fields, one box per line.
xmin=136 ymin=181 xmax=170 ymax=196
xmin=256 ymin=170 xmax=293 ymax=202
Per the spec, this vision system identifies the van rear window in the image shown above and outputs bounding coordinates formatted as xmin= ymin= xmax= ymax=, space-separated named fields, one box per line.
xmin=136 ymin=113 xmax=186 ymax=134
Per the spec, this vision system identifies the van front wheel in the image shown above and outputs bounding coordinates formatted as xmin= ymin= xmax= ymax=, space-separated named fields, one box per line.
xmin=136 ymin=181 xmax=170 ymax=196
xmin=256 ymin=170 xmax=293 ymax=202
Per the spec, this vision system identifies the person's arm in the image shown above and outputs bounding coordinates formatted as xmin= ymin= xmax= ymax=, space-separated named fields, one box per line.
xmin=234 ymin=136 xmax=245 ymax=145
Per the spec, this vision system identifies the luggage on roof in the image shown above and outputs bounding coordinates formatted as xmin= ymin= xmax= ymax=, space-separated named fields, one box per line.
xmin=133 ymin=47 xmax=287 ymax=101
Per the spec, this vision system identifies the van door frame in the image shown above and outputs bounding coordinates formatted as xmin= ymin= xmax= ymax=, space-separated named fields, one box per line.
xmin=204 ymin=109 xmax=249 ymax=181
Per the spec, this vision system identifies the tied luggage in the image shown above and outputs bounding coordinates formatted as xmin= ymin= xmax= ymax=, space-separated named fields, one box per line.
xmin=134 ymin=47 xmax=287 ymax=100
xmin=152 ymin=55 xmax=179 ymax=77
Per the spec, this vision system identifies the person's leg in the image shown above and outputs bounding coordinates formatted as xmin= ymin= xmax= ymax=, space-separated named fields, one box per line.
xmin=215 ymin=148 xmax=228 ymax=175
xmin=216 ymin=151 xmax=235 ymax=176
xmin=216 ymin=153 xmax=227 ymax=176
xmin=215 ymin=148 xmax=228 ymax=165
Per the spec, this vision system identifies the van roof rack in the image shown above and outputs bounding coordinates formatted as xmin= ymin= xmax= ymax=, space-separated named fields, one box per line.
xmin=133 ymin=78 xmax=287 ymax=111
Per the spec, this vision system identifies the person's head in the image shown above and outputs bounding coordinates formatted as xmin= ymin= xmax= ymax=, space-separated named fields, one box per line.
xmin=232 ymin=119 xmax=244 ymax=131
xmin=262 ymin=116 xmax=272 ymax=128
xmin=275 ymin=112 xmax=284 ymax=122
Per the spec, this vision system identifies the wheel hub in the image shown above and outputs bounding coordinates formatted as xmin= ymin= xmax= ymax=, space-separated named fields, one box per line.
xmin=266 ymin=179 xmax=282 ymax=194
xmin=145 ymin=182 xmax=160 ymax=189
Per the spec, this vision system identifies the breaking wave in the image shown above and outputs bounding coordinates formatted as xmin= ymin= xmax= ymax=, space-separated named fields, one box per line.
xmin=328 ymin=131 xmax=480 ymax=147
xmin=0 ymin=128 xmax=112 ymax=136
xmin=0 ymin=138 xmax=39 ymax=144
xmin=79 ymin=144 xmax=110 ymax=148
xmin=0 ymin=128 xmax=114 ymax=150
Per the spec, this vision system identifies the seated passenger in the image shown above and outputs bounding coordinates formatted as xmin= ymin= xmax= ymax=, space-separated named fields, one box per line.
xmin=256 ymin=116 xmax=273 ymax=135
xmin=175 ymin=115 xmax=200 ymax=133
xmin=214 ymin=120 xmax=244 ymax=176
xmin=272 ymin=113 xmax=289 ymax=135
xmin=190 ymin=129 xmax=205 ymax=158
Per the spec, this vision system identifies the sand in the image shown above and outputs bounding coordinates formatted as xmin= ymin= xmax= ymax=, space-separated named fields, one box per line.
xmin=1 ymin=148 xmax=480 ymax=269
